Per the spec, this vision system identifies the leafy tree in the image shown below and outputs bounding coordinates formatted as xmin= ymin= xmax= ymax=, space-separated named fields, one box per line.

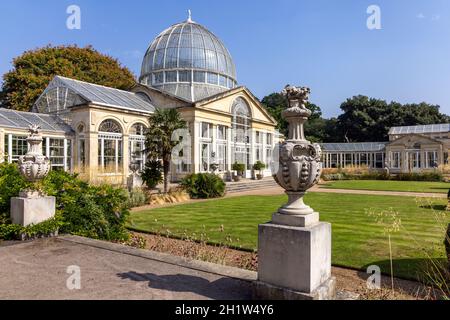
xmin=145 ymin=108 xmax=187 ymax=193
xmin=1 ymin=45 xmax=136 ymax=111
xmin=336 ymin=95 xmax=450 ymax=142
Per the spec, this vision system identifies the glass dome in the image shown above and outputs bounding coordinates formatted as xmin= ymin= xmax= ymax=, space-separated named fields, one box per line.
xmin=139 ymin=18 xmax=237 ymax=102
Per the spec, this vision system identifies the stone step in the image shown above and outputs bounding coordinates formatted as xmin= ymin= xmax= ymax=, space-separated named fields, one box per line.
xmin=226 ymin=179 xmax=279 ymax=193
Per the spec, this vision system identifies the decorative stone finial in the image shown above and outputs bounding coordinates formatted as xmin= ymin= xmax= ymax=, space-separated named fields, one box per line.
xmin=187 ymin=9 xmax=193 ymax=23
xmin=18 ymin=125 xmax=50 ymax=182
xmin=281 ymin=85 xmax=312 ymax=141
xmin=272 ymin=85 xmax=322 ymax=227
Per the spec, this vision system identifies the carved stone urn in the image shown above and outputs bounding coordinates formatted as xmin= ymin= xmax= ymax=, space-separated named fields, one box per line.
xmin=18 ymin=125 xmax=50 ymax=183
xmin=272 ymin=85 xmax=322 ymax=226
xmin=11 ymin=125 xmax=55 ymax=227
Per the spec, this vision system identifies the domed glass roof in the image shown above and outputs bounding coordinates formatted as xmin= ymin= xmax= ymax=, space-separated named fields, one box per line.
xmin=139 ymin=17 xmax=237 ymax=102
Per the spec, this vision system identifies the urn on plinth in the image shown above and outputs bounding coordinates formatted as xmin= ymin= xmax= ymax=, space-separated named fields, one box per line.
xmin=272 ymin=85 xmax=322 ymax=227
xmin=11 ymin=125 xmax=55 ymax=227
xmin=255 ymin=85 xmax=335 ymax=300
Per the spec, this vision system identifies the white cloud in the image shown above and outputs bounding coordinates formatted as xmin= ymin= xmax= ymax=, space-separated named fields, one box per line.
xmin=416 ymin=13 xmax=426 ymax=19
xmin=431 ymin=14 xmax=441 ymax=21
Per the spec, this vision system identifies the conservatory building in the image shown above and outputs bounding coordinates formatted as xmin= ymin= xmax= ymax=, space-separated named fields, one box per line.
xmin=321 ymin=124 xmax=450 ymax=173
xmin=0 ymin=16 xmax=279 ymax=185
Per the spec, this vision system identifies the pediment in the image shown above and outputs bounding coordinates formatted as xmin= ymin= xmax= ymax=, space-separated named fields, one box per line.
xmin=388 ymin=133 xmax=442 ymax=147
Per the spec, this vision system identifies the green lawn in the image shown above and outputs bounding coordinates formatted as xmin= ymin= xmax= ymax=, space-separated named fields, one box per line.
xmin=129 ymin=193 xmax=450 ymax=280
xmin=321 ymin=180 xmax=450 ymax=194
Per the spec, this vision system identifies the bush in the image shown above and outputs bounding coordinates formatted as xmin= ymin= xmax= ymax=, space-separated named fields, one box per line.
xmin=141 ymin=159 xmax=163 ymax=189
xmin=127 ymin=188 xmax=147 ymax=208
xmin=232 ymin=162 xmax=246 ymax=175
xmin=180 ymin=173 xmax=226 ymax=199
xmin=0 ymin=166 xmax=131 ymax=241
xmin=253 ymin=161 xmax=266 ymax=171
xmin=0 ymin=163 xmax=29 ymax=220
xmin=0 ymin=217 xmax=63 ymax=241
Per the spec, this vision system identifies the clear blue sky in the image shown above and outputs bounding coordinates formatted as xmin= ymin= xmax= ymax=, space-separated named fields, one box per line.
xmin=1 ymin=0 xmax=449 ymax=118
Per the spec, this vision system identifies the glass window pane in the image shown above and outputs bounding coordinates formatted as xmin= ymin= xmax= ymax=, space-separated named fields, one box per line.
xmin=179 ymin=48 xmax=192 ymax=68
xmin=178 ymin=71 xmax=191 ymax=82
xmin=207 ymin=72 xmax=218 ymax=85
xmin=194 ymin=71 xmax=206 ymax=83
xmin=165 ymin=71 xmax=177 ymax=82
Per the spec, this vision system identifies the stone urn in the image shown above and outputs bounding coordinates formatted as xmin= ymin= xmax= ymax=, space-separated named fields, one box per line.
xmin=18 ymin=125 xmax=50 ymax=182
xmin=272 ymin=85 xmax=322 ymax=223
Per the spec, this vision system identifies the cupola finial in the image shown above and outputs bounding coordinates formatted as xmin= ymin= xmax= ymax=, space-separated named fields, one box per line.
xmin=187 ymin=9 xmax=193 ymax=22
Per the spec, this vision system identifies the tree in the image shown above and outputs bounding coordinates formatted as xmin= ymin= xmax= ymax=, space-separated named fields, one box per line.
xmin=145 ymin=108 xmax=187 ymax=193
xmin=1 ymin=45 xmax=136 ymax=111
xmin=336 ymin=95 xmax=450 ymax=142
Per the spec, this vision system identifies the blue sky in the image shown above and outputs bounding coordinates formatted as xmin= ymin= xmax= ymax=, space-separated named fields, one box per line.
xmin=1 ymin=0 xmax=449 ymax=118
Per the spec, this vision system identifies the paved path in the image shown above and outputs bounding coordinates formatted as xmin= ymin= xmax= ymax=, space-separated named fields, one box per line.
xmin=0 ymin=236 xmax=253 ymax=300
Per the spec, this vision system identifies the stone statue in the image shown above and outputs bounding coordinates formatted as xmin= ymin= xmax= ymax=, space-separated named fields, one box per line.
xmin=18 ymin=125 xmax=50 ymax=182
xmin=272 ymin=85 xmax=322 ymax=222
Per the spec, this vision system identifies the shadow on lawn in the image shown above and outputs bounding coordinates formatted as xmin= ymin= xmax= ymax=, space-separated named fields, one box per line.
xmin=419 ymin=204 xmax=447 ymax=211
xmin=117 ymin=271 xmax=252 ymax=300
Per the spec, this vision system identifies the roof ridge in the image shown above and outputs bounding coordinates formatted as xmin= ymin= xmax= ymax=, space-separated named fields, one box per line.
xmin=56 ymin=76 xmax=139 ymax=96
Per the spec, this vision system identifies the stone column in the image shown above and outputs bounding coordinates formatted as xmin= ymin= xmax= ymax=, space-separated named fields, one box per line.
xmin=254 ymin=85 xmax=336 ymax=300
xmin=0 ymin=129 xmax=4 ymax=163
xmin=123 ymin=134 xmax=130 ymax=185
xmin=87 ymin=132 xmax=99 ymax=183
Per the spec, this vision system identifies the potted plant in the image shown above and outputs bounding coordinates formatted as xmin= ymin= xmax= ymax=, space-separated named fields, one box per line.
xmin=231 ymin=162 xmax=245 ymax=182
xmin=253 ymin=161 xmax=266 ymax=180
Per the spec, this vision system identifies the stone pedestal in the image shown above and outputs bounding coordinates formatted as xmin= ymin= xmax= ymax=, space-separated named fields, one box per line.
xmin=11 ymin=191 xmax=56 ymax=227
xmin=127 ymin=174 xmax=143 ymax=191
xmin=255 ymin=221 xmax=336 ymax=300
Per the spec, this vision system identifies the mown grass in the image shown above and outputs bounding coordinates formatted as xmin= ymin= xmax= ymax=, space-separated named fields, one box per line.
xmin=321 ymin=180 xmax=450 ymax=194
xmin=129 ymin=193 xmax=449 ymax=280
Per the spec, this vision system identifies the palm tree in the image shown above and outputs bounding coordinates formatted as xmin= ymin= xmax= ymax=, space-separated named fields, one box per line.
xmin=145 ymin=108 xmax=187 ymax=193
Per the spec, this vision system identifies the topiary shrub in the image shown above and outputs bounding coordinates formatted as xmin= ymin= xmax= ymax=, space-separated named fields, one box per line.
xmin=180 ymin=173 xmax=226 ymax=199
xmin=232 ymin=162 xmax=246 ymax=175
xmin=141 ymin=159 xmax=163 ymax=189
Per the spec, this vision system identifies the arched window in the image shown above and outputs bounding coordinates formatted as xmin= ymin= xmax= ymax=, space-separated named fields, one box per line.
xmin=232 ymin=97 xmax=251 ymax=144
xmin=99 ymin=120 xmax=122 ymax=134
xmin=98 ymin=119 xmax=123 ymax=174
xmin=231 ymin=97 xmax=251 ymax=170
xmin=129 ymin=123 xmax=147 ymax=172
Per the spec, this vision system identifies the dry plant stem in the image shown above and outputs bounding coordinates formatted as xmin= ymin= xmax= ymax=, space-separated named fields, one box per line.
xmin=389 ymin=234 xmax=394 ymax=293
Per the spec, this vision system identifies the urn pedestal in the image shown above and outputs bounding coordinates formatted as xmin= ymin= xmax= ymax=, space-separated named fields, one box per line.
xmin=254 ymin=85 xmax=335 ymax=300
xmin=11 ymin=191 xmax=56 ymax=227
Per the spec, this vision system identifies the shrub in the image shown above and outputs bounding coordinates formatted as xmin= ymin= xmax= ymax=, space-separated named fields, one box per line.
xmin=0 ymin=217 xmax=63 ymax=241
xmin=395 ymin=171 xmax=443 ymax=182
xmin=0 ymin=163 xmax=29 ymax=219
xmin=127 ymin=188 xmax=147 ymax=208
xmin=232 ymin=162 xmax=245 ymax=175
xmin=0 ymin=167 xmax=131 ymax=241
xmin=141 ymin=159 xmax=163 ymax=189
xmin=253 ymin=161 xmax=266 ymax=172
xmin=445 ymin=224 xmax=450 ymax=269
xmin=180 ymin=173 xmax=226 ymax=199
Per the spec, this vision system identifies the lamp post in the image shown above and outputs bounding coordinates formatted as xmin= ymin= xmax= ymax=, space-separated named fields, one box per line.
xmin=254 ymin=85 xmax=336 ymax=300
